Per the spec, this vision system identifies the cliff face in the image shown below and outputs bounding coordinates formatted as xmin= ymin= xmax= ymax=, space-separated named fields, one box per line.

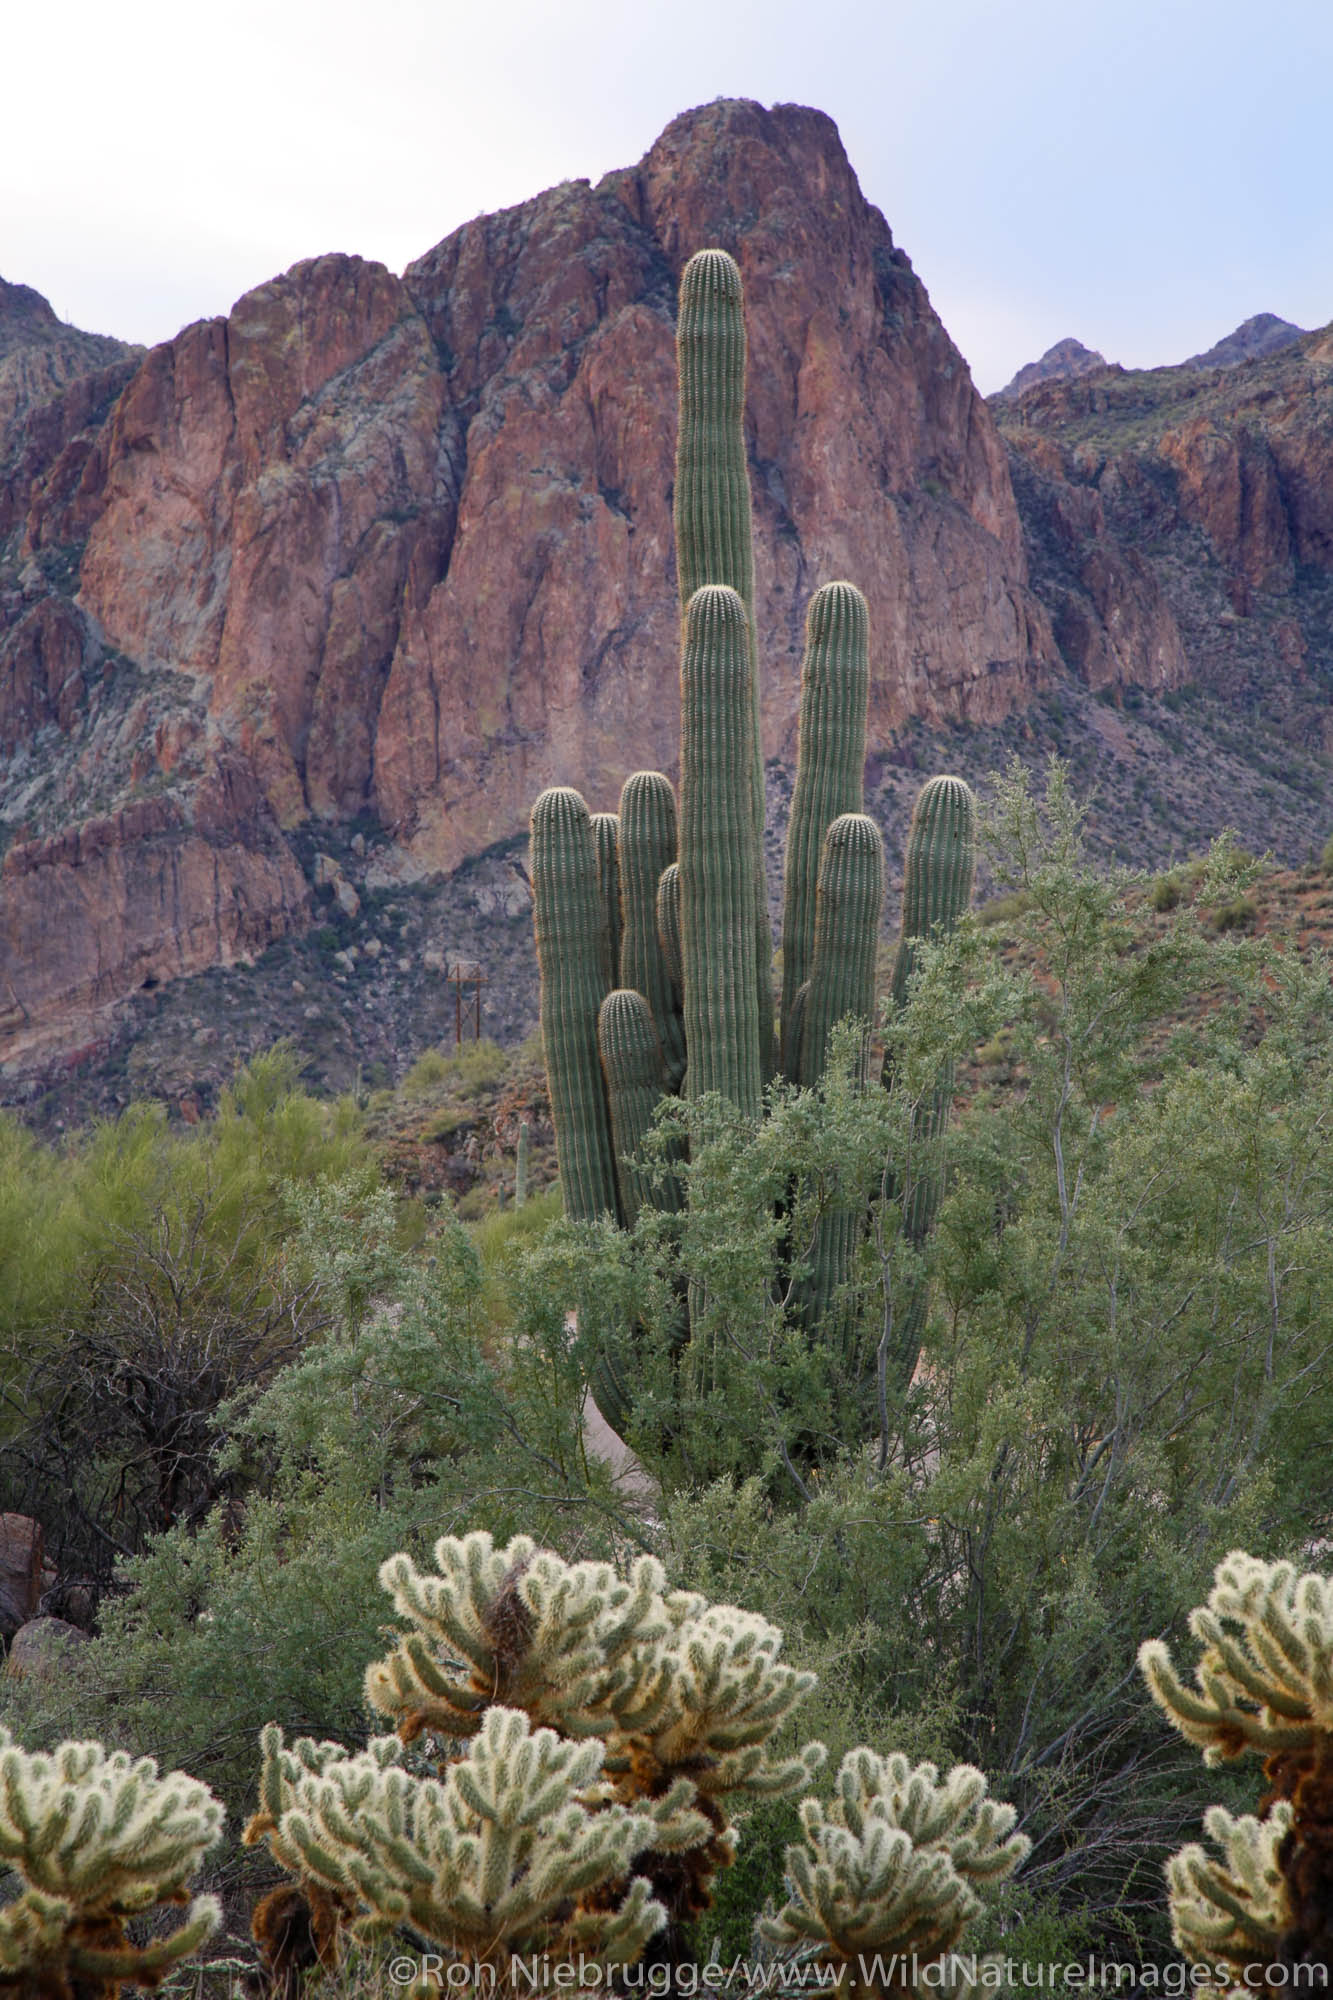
xmin=1 ymin=98 xmax=1063 ymax=1070
xmin=994 ymin=327 xmax=1333 ymax=745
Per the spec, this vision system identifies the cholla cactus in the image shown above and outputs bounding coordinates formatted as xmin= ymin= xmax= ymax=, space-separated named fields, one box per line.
xmin=1140 ymin=1550 xmax=1333 ymax=1988
xmin=244 ymin=1711 xmax=664 ymax=1998
xmin=1165 ymin=1804 xmax=1293 ymax=1980
xmin=0 ymin=1726 xmax=222 ymax=1998
xmin=361 ymin=1532 xmax=823 ymax=1955
xmin=762 ymin=1750 xmax=1028 ymax=1999
xmin=1139 ymin=1551 xmax=1333 ymax=1763
xmin=363 ymin=1532 xmax=690 ymax=1744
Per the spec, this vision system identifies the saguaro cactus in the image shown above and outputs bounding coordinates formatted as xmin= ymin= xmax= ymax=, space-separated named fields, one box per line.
xmin=591 ymin=810 xmax=622 ymax=990
xmin=529 ymin=244 xmax=978 ymax=1419
xmin=886 ymin=776 xmax=978 ymax=1024
xmin=530 ymin=787 xmax=619 ymax=1223
xmin=781 ymin=582 xmax=872 ymax=1062
xmin=599 ymin=988 xmax=679 ymax=1226
xmin=675 ymin=247 xmax=774 ymax=1080
xmin=678 ymin=585 xmax=763 ymax=1118
xmin=882 ymin=774 xmax=978 ymax=1385
xmin=618 ymin=772 xmax=686 ymax=1092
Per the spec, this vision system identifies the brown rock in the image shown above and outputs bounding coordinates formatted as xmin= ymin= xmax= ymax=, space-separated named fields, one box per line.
xmin=0 ymin=768 xmax=310 ymax=1065
xmin=0 ymin=1514 xmax=45 ymax=1637
xmin=1157 ymin=418 xmax=1292 ymax=591
xmin=5 ymin=1615 xmax=88 ymax=1679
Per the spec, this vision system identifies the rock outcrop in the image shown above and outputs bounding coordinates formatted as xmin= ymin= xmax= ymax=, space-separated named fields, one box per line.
xmin=993 ymin=324 xmax=1333 ymax=740
xmin=1 ymin=99 xmax=1066 ymax=1072
xmin=996 ymin=337 xmax=1113 ymax=402
xmin=1184 ymin=312 xmax=1306 ymax=371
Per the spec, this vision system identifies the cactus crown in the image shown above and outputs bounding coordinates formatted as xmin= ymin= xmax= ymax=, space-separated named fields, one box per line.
xmin=1164 ymin=1803 xmax=1294 ymax=1976
xmin=1140 ymin=1550 xmax=1333 ymax=1988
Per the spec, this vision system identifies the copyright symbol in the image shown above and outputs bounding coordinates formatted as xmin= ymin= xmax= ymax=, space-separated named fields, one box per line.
xmin=389 ymin=1958 xmax=418 ymax=1987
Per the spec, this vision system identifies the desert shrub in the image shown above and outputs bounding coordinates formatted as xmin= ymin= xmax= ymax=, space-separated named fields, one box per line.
xmin=0 ymin=1048 xmax=374 ymax=1578
xmin=403 ymin=1039 xmax=509 ymax=1098
xmin=5 ymin=1191 xmax=603 ymax=1817
xmin=401 ymin=1046 xmax=452 ymax=1093
xmin=1322 ymin=829 xmax=1333 ymax=874
xmin=1212 ymin=894 xmax=1259 ymax=931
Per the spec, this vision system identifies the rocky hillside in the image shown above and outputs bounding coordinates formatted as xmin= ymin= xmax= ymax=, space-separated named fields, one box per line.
xmin=1184 ymin=312 xmax=1306 ymax=370
xmin=0 ymin=98 xmax=1066 ymax=1088
xmin=993 ymin=323 xmax=1333 ymax=749
xmin=1 ymin=101 xmax=1331 ymax=1130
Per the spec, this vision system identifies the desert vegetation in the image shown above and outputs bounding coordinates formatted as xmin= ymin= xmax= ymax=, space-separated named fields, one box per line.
xmin=0 ymin=247 xmax=1330 ymax=1997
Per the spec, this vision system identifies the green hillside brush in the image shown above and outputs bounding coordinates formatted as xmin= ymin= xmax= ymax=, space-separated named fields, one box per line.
xmin=0 ymin=1727 xmax=223 ymax=1999
xmin=361 ymin=1531 xmax=823 ymax=1954
xmin=761 ymin=1749 xmax=1029 ymax=1999
xmin=244 ymin=1714 xmax=664 ymax=1999
xmin=529 ymin=246 xmax=977 ymax=1426
xmin=1139 ymin=1550 xmax=1333 ymax=1988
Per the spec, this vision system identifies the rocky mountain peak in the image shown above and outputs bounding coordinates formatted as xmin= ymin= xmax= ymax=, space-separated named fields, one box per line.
xmin=994 ymin=337 xmax=1112 ymax=402
xmin=1183 ymin=311 xmax=1307 ymax=371
xmin=0 ymin=278 xmax=65 ymax=361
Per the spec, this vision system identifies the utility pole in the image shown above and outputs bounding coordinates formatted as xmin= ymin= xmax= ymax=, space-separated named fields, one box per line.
xmin=447 ymin=961 xmax=487 ymax=1045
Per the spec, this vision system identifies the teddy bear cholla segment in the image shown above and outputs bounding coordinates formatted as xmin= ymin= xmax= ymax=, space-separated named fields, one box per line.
xmin=362 ymin=1530 xmax=824 ymax=1809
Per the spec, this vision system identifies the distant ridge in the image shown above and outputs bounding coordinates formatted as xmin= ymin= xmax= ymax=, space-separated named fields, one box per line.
xmin=994 ymin=337 xmax=1112 ymax=402
xmin=1183 ymin=312 xmax=1306 ymax=371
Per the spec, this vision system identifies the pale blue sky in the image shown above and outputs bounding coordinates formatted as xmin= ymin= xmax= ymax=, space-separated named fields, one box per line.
xmin=5 ymin=0 xmax=1330 ymax=392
